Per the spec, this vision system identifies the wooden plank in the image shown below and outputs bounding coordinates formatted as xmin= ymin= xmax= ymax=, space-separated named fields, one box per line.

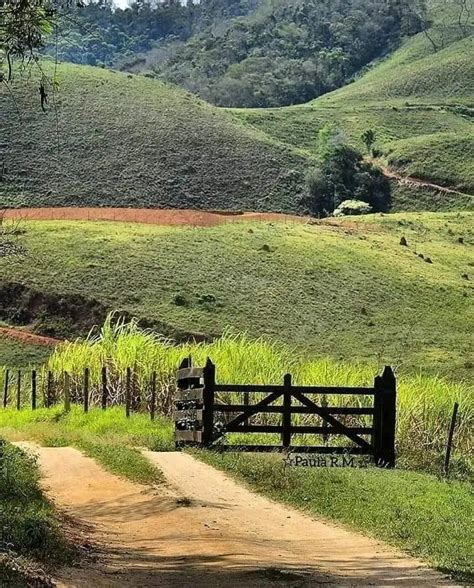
xmin=175 ymin=388 xmax=204 ymax=402
xmin=226 ymin=425 xmax=373 ymax=435
xmin=175 ymin=409 xmax=204 ymax=421
xmin=175 ymin=430 xmax=203 ymax=443
xmin=215 ymin=445 xmax=373 ymax=454
xmin=213 ymin=404 xmax=374 ymax=415
xmin=224 ymin=391 xmax=283 ymax=430
xmin=293 ymin=391 xmax=372 ymax=450
xmin=177 ymin=367 xmax=203 ymax=381
xmin=215 ymin=384 xmax=375 ymax=395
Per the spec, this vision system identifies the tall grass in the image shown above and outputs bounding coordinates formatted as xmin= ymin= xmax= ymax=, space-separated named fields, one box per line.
xmin=36 ymin=315 xmax=474 ymax=477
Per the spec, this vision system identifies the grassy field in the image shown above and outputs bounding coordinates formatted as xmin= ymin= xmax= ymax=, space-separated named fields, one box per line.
xmin=1 ymin=63 xmax=310 ymax=212
xmin=1 ymin=214 xmax=472 ymax=380
xmin=198 ymin=451 xmax=474 ymax=583
xmin=0 ymin=440 xmax=72 ymax=582
xmin=0 ymin=336 xmax=51 ymax=367
xmin=231 ymin=3 xmax=474 ymax=202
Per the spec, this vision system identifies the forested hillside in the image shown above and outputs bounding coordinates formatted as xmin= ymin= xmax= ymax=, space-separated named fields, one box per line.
xmin=50 ymin=0 xmax=423 ymax=107
xmin=47 ymin=0 xmax=262 ymax=69
xmin=232 ymin=1 xmax=474 ymax=208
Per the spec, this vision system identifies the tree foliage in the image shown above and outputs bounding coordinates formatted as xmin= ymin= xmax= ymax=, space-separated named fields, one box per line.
xmin=305 ymin=129 xmax=391 ymax=217
xmin=153 ymin=0 xmax=424 ymax=107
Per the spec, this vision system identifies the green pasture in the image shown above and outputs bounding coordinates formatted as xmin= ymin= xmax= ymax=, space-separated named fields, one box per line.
xmin=1 ymin=214 xmax=472 ymax=380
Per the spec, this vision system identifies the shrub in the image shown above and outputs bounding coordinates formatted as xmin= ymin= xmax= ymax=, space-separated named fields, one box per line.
xmin=333 ymin=200 xmax=373 ymax=217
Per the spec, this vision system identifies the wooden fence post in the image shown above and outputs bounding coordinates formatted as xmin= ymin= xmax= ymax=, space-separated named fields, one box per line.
xmin=101 ymin=366 xmax=108 ymax=410
xmin=125 ymin=367 xmax=131 ymax=418
xmin=373 ymin=366 xmax=396 ymax=468
xmin=150 ymin=371 xmax=156 ymax=421
xmin=282 ymin=373 xmax=292 ymax=448
xmin=444 ymin=402 xmax=459 ymax=477
xmin=202 ymin=358 xmax=215 ymax=447
xmin=46 ymin=371 xmax=53 ymax=408
xmin=31 ymin=370 xmax=37 ymax=410
xmin=83 ymin=368 xmax=89 ymax=413
xmin=3 ymin=369 xmax=9 ymax=408
xmin=16 ymin=370 xmax=21 ymax=410
xmin=64 ymin=372 xmax=71 ymax=412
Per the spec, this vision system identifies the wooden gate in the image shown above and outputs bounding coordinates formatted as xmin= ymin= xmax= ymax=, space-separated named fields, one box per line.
xmin=175 ymin=357 xmax=396 ymax=467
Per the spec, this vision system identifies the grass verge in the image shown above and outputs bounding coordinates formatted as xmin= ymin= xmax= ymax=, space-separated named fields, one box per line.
xmin=0 ymin=439 xmax=72 ymax=584
xmin=196 ymin=450 xmax=474 ymax=583
xmin=0 ymin=406 xmax=173 ymax=485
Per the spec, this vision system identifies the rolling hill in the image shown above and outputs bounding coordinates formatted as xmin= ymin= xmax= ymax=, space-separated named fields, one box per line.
xmin=231 ymin=2 xmax=474 ymax=208
xmin=0 ymin=64 xmax=311 ymax=212
xmin=0 ymin=0 xmax=472 ymax=213
xmin=1 ymin=213 xmax=472 ymax=380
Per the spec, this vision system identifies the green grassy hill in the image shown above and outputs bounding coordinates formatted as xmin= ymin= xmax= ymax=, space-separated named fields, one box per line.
xmin=1 ymin=63 xmax=310 ymax=212
xmin=231 ymin=3 xmax=474 ymax=207
xmin=1 ymin=213 xmax=472 ymax=380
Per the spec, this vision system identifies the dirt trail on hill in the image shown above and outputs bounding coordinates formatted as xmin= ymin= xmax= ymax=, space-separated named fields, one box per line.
xmin=4 ymin=207 xmax=306 ymax=226
xmin=0 ymin=326 xmax=61 ymax=347
xmin=382 ymin=167 xmax=472 ymax=196
xmin=16 ymin=443 xmax=454 ymax=587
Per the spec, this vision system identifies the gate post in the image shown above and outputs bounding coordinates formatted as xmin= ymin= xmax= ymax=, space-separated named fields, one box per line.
xmin=373 ymin=366 xmax=396 ymax=468
xmin=202 ymin=358 xmax=216 ymax=447
xmin=282 ymin=373 xmax=292 ymax=448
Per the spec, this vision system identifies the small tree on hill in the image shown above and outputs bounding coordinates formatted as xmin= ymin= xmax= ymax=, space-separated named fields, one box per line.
xmin=304 ymin=130 xmax=391 ymax=217
xmin=361 ymin=129 xmax=376 ymax=156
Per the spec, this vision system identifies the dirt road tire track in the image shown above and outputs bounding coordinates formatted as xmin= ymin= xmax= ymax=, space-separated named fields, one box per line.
xmin=14 ymin=443 xmax=455 ymax=587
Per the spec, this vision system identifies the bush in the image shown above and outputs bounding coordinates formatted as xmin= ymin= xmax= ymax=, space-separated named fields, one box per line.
xmin=333 ymin=200 xmax=373 ymax=217
xmin=0 ymin=441 xmax=69 ymax=563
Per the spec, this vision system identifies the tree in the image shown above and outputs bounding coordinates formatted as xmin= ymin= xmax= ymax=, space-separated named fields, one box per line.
xmin=0 ymin=0 xmax=59 ymax=79
xmin=305 ymin=135 xmax=391 ymax=217
xmin=361 ymin=129 xmax=376 ymax=156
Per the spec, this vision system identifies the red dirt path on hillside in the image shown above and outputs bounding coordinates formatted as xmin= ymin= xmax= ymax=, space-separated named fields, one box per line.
xmin=4 ymin=207 xmax=306 ymax=226
xmin=0 ymin=326 xmax=61 ymax=347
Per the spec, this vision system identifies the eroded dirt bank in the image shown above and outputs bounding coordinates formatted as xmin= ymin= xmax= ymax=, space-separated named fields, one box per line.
xmin=16 ymin=443 xmax=455 ymax=587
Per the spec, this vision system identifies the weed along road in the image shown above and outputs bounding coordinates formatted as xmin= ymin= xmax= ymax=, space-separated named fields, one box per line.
xmin=15 ymin=443 xmax=455 ymax=587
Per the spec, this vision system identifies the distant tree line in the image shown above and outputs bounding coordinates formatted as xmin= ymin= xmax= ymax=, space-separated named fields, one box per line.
xmin=36 ymin=0 xmax=426 ymax=107
xmin=155 ymin=0 xmax=425 ymax=107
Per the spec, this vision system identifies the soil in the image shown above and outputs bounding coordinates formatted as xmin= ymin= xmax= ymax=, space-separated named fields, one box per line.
xmin=0 ymin=281 xmax=215 ymax=343
xmin=0 ymin=326 xmax=61 ymax=347
xmin=16 ymin=443 xmax=455 ymax=587
xmin=4 ymin=207 xmax=307 ymax=227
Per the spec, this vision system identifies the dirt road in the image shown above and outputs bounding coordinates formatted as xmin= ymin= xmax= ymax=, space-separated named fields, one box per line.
xmin=4 ymin=207 xmax=306 ymax=227
xmin=381 ymin=167 xmax=471 ymax=197
xmin=17 ymin=443 xmax=454 ymax=587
